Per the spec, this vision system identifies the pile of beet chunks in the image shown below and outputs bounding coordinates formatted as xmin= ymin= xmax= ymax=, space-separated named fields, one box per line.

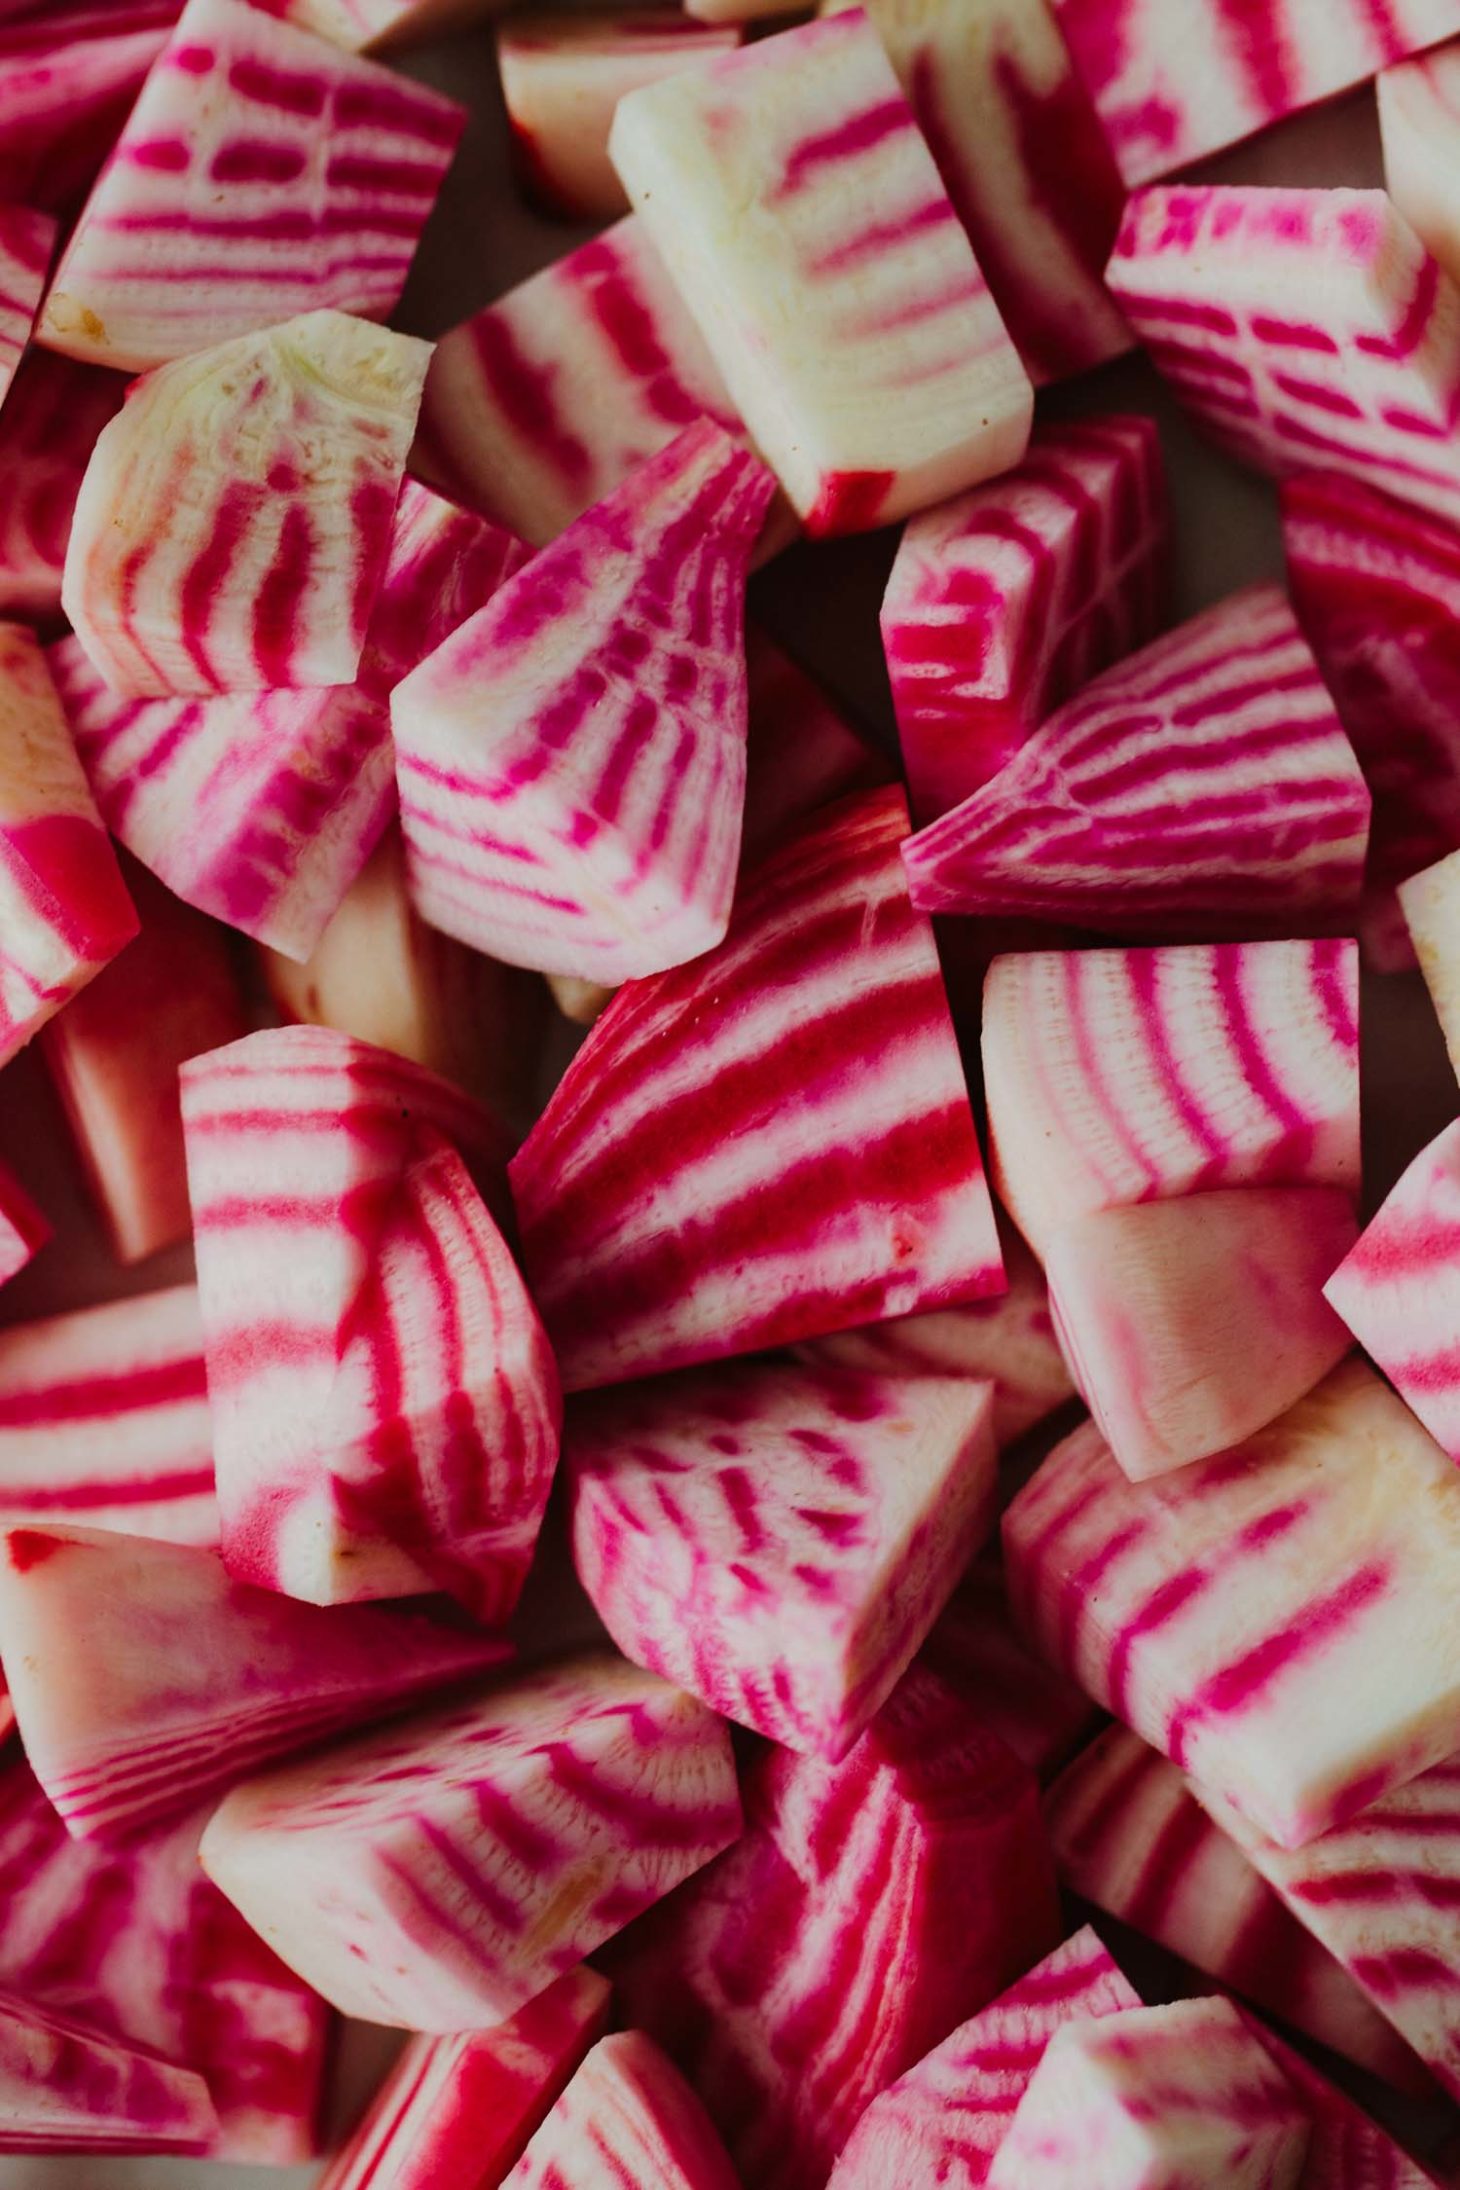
xmin=9 ymin=0 xmax=1460 ymax=2180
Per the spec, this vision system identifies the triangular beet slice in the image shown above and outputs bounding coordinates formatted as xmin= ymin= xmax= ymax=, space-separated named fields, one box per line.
xmin=0 ymin=1987 xmax=216 ymax=2153
xmin=504 ymin=2032 xmax=739 ymax=2190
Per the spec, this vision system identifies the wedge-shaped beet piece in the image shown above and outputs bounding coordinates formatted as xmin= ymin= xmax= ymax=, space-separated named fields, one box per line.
xmin=823 ymin=0 xmax=1129 ymax=383
xmin=917 ymin=1553 xmax=1098 ymax=1781
xmin=38 ymin=0 xmax=463 ymax=374
xmin=0 ymin=1987 xmax=216 ymax=2154
xmin=1047 ymin=1186 xmax=1357 ymax=1481
xmin=200 ymin=1653 xmax=740 ymax=2030
xmin=64 ymin=309 xmax=431 ymax=698
xmin=413 ymin=217 xmax=742 ymax=547
xmin=1046 ymin=1725 xmax=1430 ymax=2091
xmin=320 ymin=1966 xmax=610 ymax=2190
xmin=0 ymin=621 xmax=137 ymax=1067
xmin=0 ymin=1164 xmax=46 ymax=1292
xmin=1054 ymin=0 xmax=1460 ymax=188
xmin=0 ymin=205 xmax=54 ymax=411
xmin=1109 ymin=188 xmax=1460 ymax=530
xmin=1005 ymin=1357 xmax=1460 ymax=1849
xmin=0 ymin=1 xmax=177 ymax=216
xmin=611 ymin=13 xmax=1033 ymax=535
xmin=608 ymin=1665 xmax=1060 ymax=2189
xmin=983 ymin=938 xmax=1361 ymax=1259
xmin=986 ymin=1996 xmax=1310 ymax=2188
xmin=182 ymin=1026 xmax=545 ymax=1613
xmin=511 ymin=785 xmax=1004 ymax=1391
xmin=1325 ymin=1120 xmax=1460 ymax=1462
xmin=827 ymin=1928 xmax=1141 ymax=2190
xmin=1381 ymin=42 xmax=1460 ymax=292
xmin=0 ymin=1286 xmax=216 ymax=1544
xmin=883 ymin=417 xmax=1168 ymax=825
xmin=1402 ymin=848 xmax=1460 ymax=1079
xmin=1254 ymin=2020 xmax=1442 ymax=2189
xmin=904 ymin=583 xmax=1371 ymax=932
xmin=0 ymin=351 xmax=125 ymax=619
xmin=41 ymin=867 xmax=247 ymax=1264
xmin=268 ymin=0 xmax=510 ymax=50
xmin=568 ymin=1359 xmax=997 ymax=1756
xmin=506 ymin=2031 xmax=739 ymax=2190
xmin=395 ymin=421 xmax=775 ymax=983
xmin=0 ymin=1524 xmax=512 ymax=1842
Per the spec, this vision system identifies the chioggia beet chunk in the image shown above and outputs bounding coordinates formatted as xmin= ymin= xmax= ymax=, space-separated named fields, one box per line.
xmin=0 ymin=1163 xmax=46 ymax=1291
xmin=610 ymin=13 xmax=1034 ymax=535
xmin=903 ymin=582 xmax=1371 ymax=932
xmin=1045 ymin=1186 xmax=1358 ymax=1481
xmin=606 ymin=1666 xmax=1061 ymax=2189
xmin=199 ymin=1652 xmax=741 ymax=2030
xmin=1402 ymin=848 xmax=1460 ymax=1081
xmin=37 ymin=0 xmax=464 ymax=373
xmin=883 ymin=415 xmax=1168 ymax=825
xmin=318 ymin=1966 xmax=610 ymax=2190
xmin=505 ymin=2032 xmax=740 ymax=2190
xmin=0 ymin=1523 xmax=512 ymax=1842
xmin=0 ymin=622 xmax=137 ymax=1068
xmin=826 ymin=1928 xmax=1141 ymax=2190
xmin=63 ymin=309 xmax=432 ymax=699
xmin=567 ymin=1358 xmax=997 ymax=1756
xmin=982 ymin=937 xmax=1361 ymax=1260
xmin=1251 ymin=2016 xmax=1444 ymax=2187
xmin=985 ymin=1996 xmax=1310 ymax=2189
xmin=261 ymin=0 xmax=512 ymax=51
xmin=411 ymin=216 xmax=741 ymax=548
xmin=0 ymin=1286 xmax=217 ymax=1545
xmin=1045 ymin=1724 xmax=1430 ymax=2091
xmin=394 ymin=421 xmax=775 ymax=983
xmin=1052 ymin=0 xmax=1460 ymax=187
xmin=0 ymin=1988 xmax=216 ymax=2154
xmin=1004 ymin=1356 xmax=1460 ymax=1850
xmin=820 ymin=0 xmax=1130 ymax=383
xmin=1381 ymin=42 xmax=1460 ymax=291
xmin=915 ymin=1553 xmax=1099 ymax=1781
xmin=498 ymin=14 xmax=741 ymax=222
xmin=1325 ymin=1119 xmax=1460 ymax=1462
xmin=1107 ymin=188 xmax=1460 ymax=532
xmin=510 ymin=786 xmax=1005 ymax=1392
xmin=0 ymin=1 xmax=178 ymax=216
xmin=39 ymin=866 xmax=247 ymax=1264
xmin=0 ymin=351 xmax=125 ymax=619
xmin=0 ymin=205 xmax=55 ymax=413
xmin=0 ymin=1755 xmax=328 ymax=2162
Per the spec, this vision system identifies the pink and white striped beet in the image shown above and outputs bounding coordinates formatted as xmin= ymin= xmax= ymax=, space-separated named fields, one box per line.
xmin=916 ymin=1553 xmax=1099 ymax=1782
xmin=0 ymin=205 xmax=54 ymax=414
xmin=318 ymin=1966 xmax=611 ymax=2190
xmin=1052 ymin=0 xmax=1460 ymax=187
xmin=0 ymin=1988 xmax=216 ymax=2155
xmin=1004 ymin=1357 xmax=1460 ymax=1849
xmin=1381 ymin=41 xmax=1460 ymax=292
xmin=504 ymin=2032 xmax=739 ymax=2190
xmin=610 ymin=12 xmax=1034 ymax=535
xmin=882 ymin=415 xmax=1168 ymax=825
xmin=0 ymin=1522 xmax=512 ymax=1842
xmin=607 ymin=1666 xmax=1061 ymax=2190
xmin=0 ymin=621 xmax=137 ymax=1069
xmin=985 ymin=1996 xmax=1311 ymax=2189
xmin=0 ymin=1 xmax=178 ymax=215
xmin=1251 ymin=2019 xmax=1442 ymax=2188
xmin=511 ymin=785 xmax=1005 ymax=1392
xmin=0 ymin=1165 xmax=46 ymax=1293
xmin=200 ymin=1652 xmax=741 ymax=2030
xmin=0 ymin=351 xmax=125 ymax=620
xmin=411 ymin=216 xmax=742 ymax=548
xmin=1045 ymin=1724 xmax=1430 ymax=2090
xmin=826 ymin=1927 xmax=1140 ymax=2190
xmin=261 ymin=0 xmax=510 ymax=51
xmin=38 ymin=0 xmax=463 ymax=373
xmin=821 ymin=0 xmax=1130 ymax=383
xmin=1045 ymin=1186 xmax=1357 ymax=1481
xmin=0 ymin=1286 xmax=217 ymax=1546
xmin=1401 ymin=847 xmax=1460 ymax=1080
xmin=1107 ymin=187 xmax=1460 ymax=533
xmin=567 ymin=1357 xmax=997 ymax=1756
xmin=903 ymin=582 xmax=1371 ymax=932
xmin=394 ymin=420 xmax=774 ymax=982
xmin=982 ymin=937 xmax=1361 ymax=1259
xmin=63 ymin=309 xmax=431 ymax=698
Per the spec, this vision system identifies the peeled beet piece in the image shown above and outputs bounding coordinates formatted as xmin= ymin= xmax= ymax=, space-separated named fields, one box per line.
xmin=0 ymin=1987 xmax=216 ymax=2154
xmin=1046 ymin=1186 xmax=1357 ymax=1480
xmin=511 ymin=785 xmax=1005 ymax=1392
xmin=0 ymin=351 xmax=125 ymax=619
xmin=38 ymin=0 xmax=463 ymax=373
xmin=915 ymin=1554 xmax=1099 ymax=1782
xmin=1381 ymin=40 xmax=1460 ymax=292
xmin=394 ymin=420 xmax=775 ymax=983
xmin=63 ymin=309 xmax=432 ymax=697
xmin=883 ymin=415 xmax=1168 ymax=825
xmin=607 ymin=1665 xmax=1061 ymax=2190
xmin=1402 ymin=848 xmax=1460 ymax=1080
xmin=0 ymin=205 xmax=54 ymax=413
xmin=505 ymin=2032 xmax=739 ymax=2189
xmin=826 ymin=1928 xmax=1140 ymax=2190
xmin=199 ymin=1653 xmax=741 ymax=2030
xmin=902 ymin=582 xmax=1370 ymax=933
xmin=319 ymin=1966 xmax=610 ymax=2190
xmin=267 ymin=0 xmax=512 ymax=51
xmin=610 ymin=12 xmax=1033 ymax=534
xmin=982 ymin=938 xmax=1361 ymax=1259
xmin=0 ymin=1 xmax=178 ymax=216
xmin=0 ymin=1523 xmax=512 ymax=1842
xmin=0 ymin=621 xmax=137 ymax=1068
xmin=1005 ymin=1357 xmax=1460 ymax=1850
xmin=568 ymin=1358 xmax=997 ymax=1756
xmin=0 ymin=1164 xmax=46 ymax=1291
